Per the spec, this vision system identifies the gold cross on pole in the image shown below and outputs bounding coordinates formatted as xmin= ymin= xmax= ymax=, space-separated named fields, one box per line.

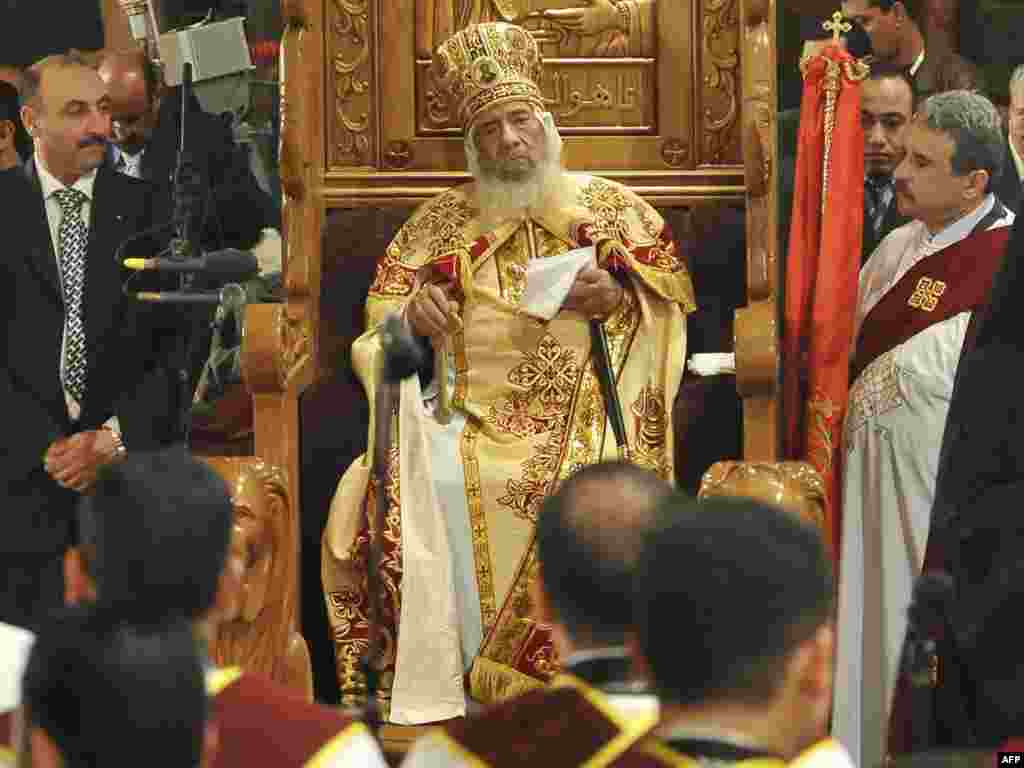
xmin=823 ymin=11 xmax=852 ymax=43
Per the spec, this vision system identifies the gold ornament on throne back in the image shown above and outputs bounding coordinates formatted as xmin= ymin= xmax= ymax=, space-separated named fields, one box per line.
xmin=417 ymin=0 xmax=657 ymax=132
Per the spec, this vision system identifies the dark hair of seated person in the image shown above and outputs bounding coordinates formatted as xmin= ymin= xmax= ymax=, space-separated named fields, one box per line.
xmin=77 ymin=446 xmax=233 ymax=623
xmin=536 ymin=460 xmax=673 ymax=647
xmin=21 ymin=607 xmax=207 ymax=768
xmin=636 ymin=494 xmax=835 ymax=706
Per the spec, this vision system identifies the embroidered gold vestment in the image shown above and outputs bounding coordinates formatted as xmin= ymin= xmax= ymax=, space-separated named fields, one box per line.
xmin=322 ymin=174 xmax=693 ymax=724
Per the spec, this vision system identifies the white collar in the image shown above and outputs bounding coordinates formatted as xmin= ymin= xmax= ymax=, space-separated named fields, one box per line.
xmin=35 ymin=153 xmax=97 ymax=202
xmin=909 ymin=48 xmax=925 ymax=76
xmin=920 ymin=193 xmax=997 ymax=253
xmin=656 ymin=721 xmax=767 ymax=752
xmin=562 ymin=645 xmax=630 ymax=669
xmin=1010 ymin=139 xmax=1024 ymax=185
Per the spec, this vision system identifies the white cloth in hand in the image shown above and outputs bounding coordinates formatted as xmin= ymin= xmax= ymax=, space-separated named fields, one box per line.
xmin=687 ymin=353 xmax=736 ymax=376
xmin=521 ymin=245 xmax=595 ymax=320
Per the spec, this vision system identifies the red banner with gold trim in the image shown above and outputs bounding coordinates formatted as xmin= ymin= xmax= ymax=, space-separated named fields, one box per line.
xmin=783 ymin=44 xmax=868 ymax=560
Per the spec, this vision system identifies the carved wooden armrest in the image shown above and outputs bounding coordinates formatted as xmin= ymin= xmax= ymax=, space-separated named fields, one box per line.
xmin=200 ymin=456 xmax=314 ymax=701
xmin=698 ymin=460 xmax=826 ymax=533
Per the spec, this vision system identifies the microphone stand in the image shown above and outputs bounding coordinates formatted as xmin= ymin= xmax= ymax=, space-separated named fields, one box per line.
xmin=360 ymin=316 xmax=426 ymax=739
xmin=168 ymin=61 xmax=203 ymax=446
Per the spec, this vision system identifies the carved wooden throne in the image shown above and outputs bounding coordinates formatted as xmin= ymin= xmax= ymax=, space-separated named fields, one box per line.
xmin=233 ymin=0 xmax=820 ymax=707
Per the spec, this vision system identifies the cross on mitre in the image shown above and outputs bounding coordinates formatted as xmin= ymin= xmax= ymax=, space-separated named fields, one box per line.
xmin=823 ymin=11 xmax=852 ymax=43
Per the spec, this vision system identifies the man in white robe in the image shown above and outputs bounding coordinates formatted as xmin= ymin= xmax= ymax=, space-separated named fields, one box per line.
xmin=833 ymin=89 xmax=1015 ymax=768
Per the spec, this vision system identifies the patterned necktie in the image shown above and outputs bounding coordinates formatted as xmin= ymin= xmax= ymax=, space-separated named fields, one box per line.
xmin=54 ymin=187 xmax=89 ymax=403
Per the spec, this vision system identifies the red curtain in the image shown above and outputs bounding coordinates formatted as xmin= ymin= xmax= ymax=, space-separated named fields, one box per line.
xmin=783 ymin=46 xmax=866 ymax=560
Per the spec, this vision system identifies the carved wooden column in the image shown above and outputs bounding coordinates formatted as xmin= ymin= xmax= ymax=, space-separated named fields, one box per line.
xmin=203 ymin=457 xmax=314 ymax=701
xmin=736 ymin=0 xmax=780 ymax=460
xmin=241 ymin=0 xmax=325 ymax=620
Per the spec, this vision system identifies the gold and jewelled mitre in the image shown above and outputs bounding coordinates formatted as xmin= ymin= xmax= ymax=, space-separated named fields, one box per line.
xmin=432 ymin=22 xmax=545 ymax=132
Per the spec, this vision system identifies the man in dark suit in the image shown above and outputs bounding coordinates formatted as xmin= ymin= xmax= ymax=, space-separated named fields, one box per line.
xmin=0 ymin=52 xmax=182 ymax=630
xmin=97 ymin=49 xmax=281 ymax=404
xmin=861 ymin=67 xmax=915 ymax=260
xmin=842 ymin=0 xmax=984 ymax=102
xmin=995 ymin=63 xmax=1024 ymax=214
xmin=922 ymin=208 xmax=1024 ymax=749
xmin=0 ymin=80 xmax=30 ymax=172
xmin=97 ymin=49 xmax=278 ymax=254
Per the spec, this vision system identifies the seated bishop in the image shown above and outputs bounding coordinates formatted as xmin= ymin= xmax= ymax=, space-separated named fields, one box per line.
xmin=322 ymin=21 xmax=695 ymax=724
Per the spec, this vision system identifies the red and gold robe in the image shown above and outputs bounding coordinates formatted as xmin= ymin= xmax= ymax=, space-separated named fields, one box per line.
xmin=402 ymin=673 xmax=660 ymax=767
xmin=322 ymin=174 xmax=693 ymax=724
xmin=206 ymin=668 xmax=387 ymax=767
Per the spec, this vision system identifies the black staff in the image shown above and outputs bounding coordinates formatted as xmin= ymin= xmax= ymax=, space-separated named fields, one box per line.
xmin=590 ymin=318 xmax=629 ymax=459
xmin=361 ymin=314 xmax=427 ymax=737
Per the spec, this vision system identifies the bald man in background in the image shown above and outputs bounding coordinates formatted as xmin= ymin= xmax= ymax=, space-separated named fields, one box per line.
xmin=97 ymin=49 xmax=278 ymax=254
xmin=97 ymin=49 xmax=282 ymax=406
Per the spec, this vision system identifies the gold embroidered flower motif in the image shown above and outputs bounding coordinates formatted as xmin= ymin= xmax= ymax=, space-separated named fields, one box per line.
xmin=806 ymin=392 xmax=839 ymax=474
xmin=630 ymin=385 xmax=669 ymax=478
xmin=369 ymin=245 xmax=418 ymax=297
xmin=486 ymin=335 xmax=581 ymax=438
xmin=392 ymin=192 xmax=473 ymax=264
xmin=579 ymin=179 xmax=633 ymax=244
xmin=508 ymin=334 xmax=580 ymax=409
xmin=499 ymin=436 xmax=565 ymax=522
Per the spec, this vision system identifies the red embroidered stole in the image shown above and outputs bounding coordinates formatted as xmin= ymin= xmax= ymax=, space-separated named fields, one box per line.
xmin=851 ymin=226 xmax=1010 ymax=382
xmin=441 ymin=677 xmax=656 ymax=767
xmin=209 ymin=673 xmax=355 ymax=768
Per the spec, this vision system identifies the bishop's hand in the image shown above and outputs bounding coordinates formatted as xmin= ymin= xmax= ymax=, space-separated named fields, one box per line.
xmin=406 ymin=281 xmax=461 ymax=343
xmin=562 ymin=265 xmax=624 ymax=319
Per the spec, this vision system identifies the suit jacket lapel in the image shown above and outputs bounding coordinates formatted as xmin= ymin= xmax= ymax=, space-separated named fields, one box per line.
xmin=879 ymin=197 xmax=908 ymax=241
xmin=863 ymin=193 xmax=909 ymax=265
xmin=21 ymin=160 xmax=64 ymax=307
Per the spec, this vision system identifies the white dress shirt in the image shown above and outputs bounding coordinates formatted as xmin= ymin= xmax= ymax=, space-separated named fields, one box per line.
xmin=111 ymin=144 xmax=145 ymax=179
xmin=35 ymin=156 xmax=117 ymax=430
xmin=0 ymin=621 xmax=34 ymax=713
xmin=1010 ymin=138 xmax=1024 ymax=187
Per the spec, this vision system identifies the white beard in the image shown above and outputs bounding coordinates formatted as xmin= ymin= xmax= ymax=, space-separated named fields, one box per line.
xmin=466 ymin=113 xmax=577 ymax=230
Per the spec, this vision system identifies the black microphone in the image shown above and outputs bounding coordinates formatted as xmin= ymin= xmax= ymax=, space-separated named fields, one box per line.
xmin=123 ymin=249 xmax=259 ymax=282
xmin=379 ymin=314 xmax=428 ymax=382
xmin=133 ymin=291 xmax=223 ymax=304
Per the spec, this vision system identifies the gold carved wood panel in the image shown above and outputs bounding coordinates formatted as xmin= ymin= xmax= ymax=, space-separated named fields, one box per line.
xmin=734 ymin=0 xmax=779 ymax=460
xmin=325 ymin=0 xmax=743 ymax=202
